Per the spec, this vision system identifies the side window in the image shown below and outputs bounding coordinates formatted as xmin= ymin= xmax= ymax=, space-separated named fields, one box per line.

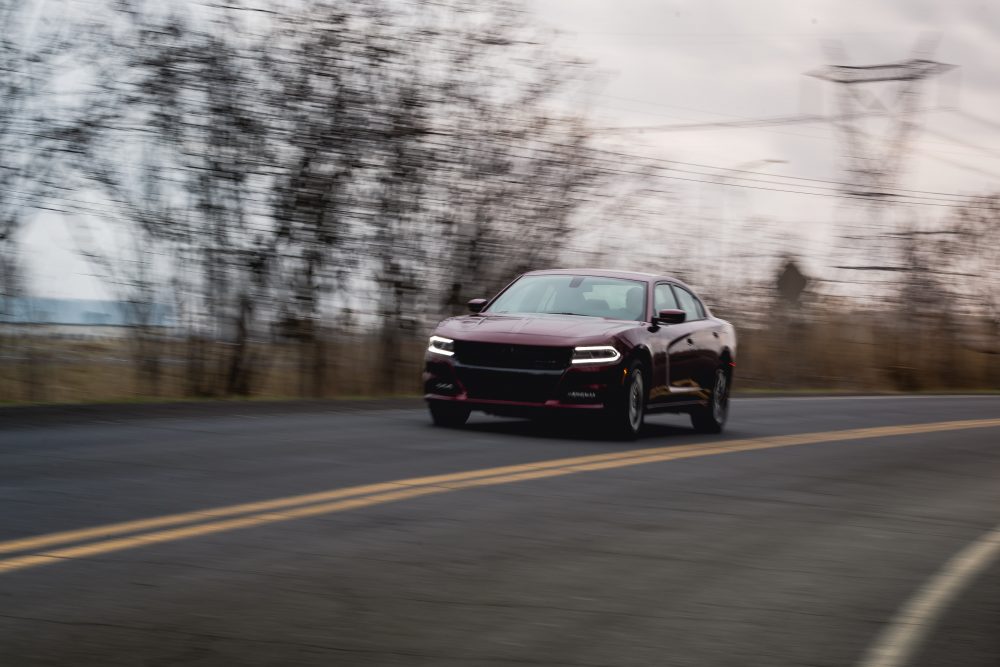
xmin=654 ymin=284 xmax=679 ymax=312
xmin=691 ymin=292 xmax=706 ymax=319
xmin=672 ymin=286 xmax=704 ymax=321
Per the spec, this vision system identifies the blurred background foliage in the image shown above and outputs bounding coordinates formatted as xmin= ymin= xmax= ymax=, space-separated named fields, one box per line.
xmin=0 ymin=0 xmax=997 ymax=402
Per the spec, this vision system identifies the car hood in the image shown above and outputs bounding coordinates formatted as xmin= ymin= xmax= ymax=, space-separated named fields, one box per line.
xmin=434 ymin=313 xmax=639 ymax=346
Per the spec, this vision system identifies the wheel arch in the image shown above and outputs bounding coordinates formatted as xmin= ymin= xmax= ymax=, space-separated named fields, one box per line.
xmin=719 ymin=347 xmax=735 ymax=378
xmin=627 ymin=344 xmax=654 ymax=383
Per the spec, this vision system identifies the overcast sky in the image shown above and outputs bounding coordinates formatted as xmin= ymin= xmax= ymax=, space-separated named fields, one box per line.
xmin=531 ymin=0 xmax=1000 ymax=276
xmin=24 ymin=0 xmax=1000 ymax=298
xmin=532 ymin=0 xmax=998 ymax=187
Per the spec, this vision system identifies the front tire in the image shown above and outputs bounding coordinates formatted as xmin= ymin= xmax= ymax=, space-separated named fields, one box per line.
xmin=605 ymin=361 xmax=646 ymax=440
xmin=428 ymin=401 xmax=471 ymax=427
xmin=690 ymin=366 xmax=730 ymax=433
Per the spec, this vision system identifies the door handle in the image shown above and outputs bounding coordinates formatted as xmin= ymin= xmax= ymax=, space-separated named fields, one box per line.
xmin=712 ymin=331 xmax=719 ymax=338
xmin=686 ymin=337 xmax=694 ymax=345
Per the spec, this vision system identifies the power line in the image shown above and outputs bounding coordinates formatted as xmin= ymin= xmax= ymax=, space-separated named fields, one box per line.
xmin=919 ymin=151 xmax=1000 ymax=182
xmin=593 ymin=106 xmax=946 ymax=134
xmin=407 ymin=132 xmax=997 ymax=205
xmin=413 ymin=136 xmax=996 ymax=209
xmin=954 ymin=108 xmax=1000 ymax=133
xmin=582 ymin=100 xmax=1000 ymax=164
xmin=578 ymin=146 xmax=988 ymax=200
xmin=4 ymin=128 xmax=998 ymax=221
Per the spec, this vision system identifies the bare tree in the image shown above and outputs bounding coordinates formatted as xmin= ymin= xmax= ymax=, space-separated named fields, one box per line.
xmin=10 ymin=0 xmax=622 ymax=400
xmin=0 ymin=0 xmax=83 ymax=400
xmin=77 ymin=1 xmax=277 ymax=396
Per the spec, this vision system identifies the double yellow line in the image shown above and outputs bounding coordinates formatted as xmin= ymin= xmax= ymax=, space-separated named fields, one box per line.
xmin=2 ymin=417 xmax=999 ymax=575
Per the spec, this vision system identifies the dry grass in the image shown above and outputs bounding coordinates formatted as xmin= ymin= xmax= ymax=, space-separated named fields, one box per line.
xmin=736 ymin=312 xmax=999 ymax=391
xmin=0 ymin=336 xmax=428 ymax=403
xmin=1 ymin=318 xmax=996 ymax=405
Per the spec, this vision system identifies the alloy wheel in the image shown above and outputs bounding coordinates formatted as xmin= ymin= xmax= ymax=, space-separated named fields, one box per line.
xmin=628 ymin=371 xmax=644 ymax=432
xmin=712 ymin=369 xmax=728 ymax=424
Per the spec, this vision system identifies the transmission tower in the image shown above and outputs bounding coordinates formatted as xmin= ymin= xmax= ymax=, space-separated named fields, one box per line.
xmin=808 ymin=43 xmax=954 ymax=294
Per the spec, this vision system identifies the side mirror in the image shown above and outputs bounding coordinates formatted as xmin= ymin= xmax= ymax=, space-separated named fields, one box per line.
xmin=654 ymin=308 xmax=686 ymax=325
xmin=467 ymin=298 xmax=487 ymax=313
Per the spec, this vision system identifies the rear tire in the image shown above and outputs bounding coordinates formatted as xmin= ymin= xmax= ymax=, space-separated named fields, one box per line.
xmin=605 ymin=361 xmax=646 ymax=440
xmin=428 ymin=401 xmax=471 ymax=427
xmin=690 ymin=366 xmax=730 ymax=433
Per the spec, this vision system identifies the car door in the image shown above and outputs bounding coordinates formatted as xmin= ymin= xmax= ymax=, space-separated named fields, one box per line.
xmin=671 ymin=285 xmax=716 ymax=392
xmin=649 ymin=282 xmax=701 ymax=404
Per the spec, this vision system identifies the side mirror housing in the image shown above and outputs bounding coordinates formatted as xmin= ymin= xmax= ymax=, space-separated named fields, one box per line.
xmin=654 ymin=308 xmax=686 ymax=325
xmin=467 ymin=298 xmax=487 ymax=313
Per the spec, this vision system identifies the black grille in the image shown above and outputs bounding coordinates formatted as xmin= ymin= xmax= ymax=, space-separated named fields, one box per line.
xmin=454 ymin=341 xmax=572 ymax=371
xmin=455 ymin=367 xmax=560 ymax=403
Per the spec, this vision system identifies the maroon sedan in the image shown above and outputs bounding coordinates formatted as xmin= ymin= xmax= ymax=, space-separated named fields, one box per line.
xmin=423 ymin=269 xmax=736 ymax=438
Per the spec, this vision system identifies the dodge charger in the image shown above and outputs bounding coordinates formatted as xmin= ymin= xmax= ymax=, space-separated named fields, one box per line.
xmin=423 ymin=269 xmax=736 ymax=438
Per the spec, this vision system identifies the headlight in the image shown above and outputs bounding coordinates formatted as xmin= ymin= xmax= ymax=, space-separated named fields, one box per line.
xmin=571 ymin=345 xmax=621 ymax=365
xmin=428 ymin=335 xmax=455 ymax=356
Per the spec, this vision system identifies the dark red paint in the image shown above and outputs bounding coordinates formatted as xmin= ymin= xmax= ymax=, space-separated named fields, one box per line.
xmin=424 ymin=269 xmax=736 ymax=418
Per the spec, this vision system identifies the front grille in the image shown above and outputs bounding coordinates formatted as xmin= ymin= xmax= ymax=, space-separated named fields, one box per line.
xmin=454 ymin=341 xmax=572 ymax=371
xmin=455 ymin=367 xmax=560 ymax=403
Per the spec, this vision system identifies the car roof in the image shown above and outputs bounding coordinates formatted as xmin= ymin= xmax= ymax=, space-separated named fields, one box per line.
xmin=523 ymin=268 xmax=686 ymax=285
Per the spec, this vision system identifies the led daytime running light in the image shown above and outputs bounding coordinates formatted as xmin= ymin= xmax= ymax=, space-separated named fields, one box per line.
xmin=428 ymin=335 xmax=455 ymax=356
xmin=571 ymin=345 xmax=621 ymax=365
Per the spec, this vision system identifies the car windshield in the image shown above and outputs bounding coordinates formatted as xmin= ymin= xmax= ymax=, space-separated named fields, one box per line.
xmin=487 ymin=274 xmax=647 ymax=321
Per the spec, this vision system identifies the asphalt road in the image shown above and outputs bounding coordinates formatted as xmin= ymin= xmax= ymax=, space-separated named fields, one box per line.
xmin=1 ymin=396 xmax=999 ymax=666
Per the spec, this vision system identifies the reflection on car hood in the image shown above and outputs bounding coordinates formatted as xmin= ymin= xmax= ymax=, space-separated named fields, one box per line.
xmin=435 ymin=313 xmax=639 ymax=345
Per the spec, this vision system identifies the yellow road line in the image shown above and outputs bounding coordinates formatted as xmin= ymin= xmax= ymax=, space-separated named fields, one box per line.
xmin=2 ymin=417 xmax=999 ymax=575
xmin=0 ymin=446 xmax=706 ymax=557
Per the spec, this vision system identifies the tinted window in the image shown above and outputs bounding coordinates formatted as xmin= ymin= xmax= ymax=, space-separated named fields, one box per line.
xmin=488 ymin=274 xmax=647 ymax=321
xmin=672 ymin=286 xmax=704 ymax=321
xmin=654 ymin=284 xmax=679 ymax=312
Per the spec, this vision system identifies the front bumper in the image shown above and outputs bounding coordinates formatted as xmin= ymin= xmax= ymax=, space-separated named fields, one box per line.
xmin=423 ymin=356 xmax=624 ymax=411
